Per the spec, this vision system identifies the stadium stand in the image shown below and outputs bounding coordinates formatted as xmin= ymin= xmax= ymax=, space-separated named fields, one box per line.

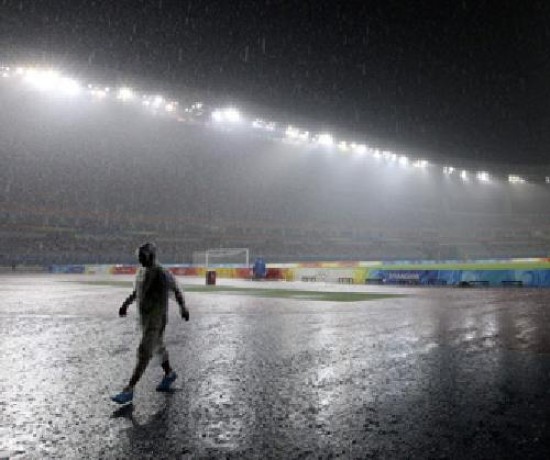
xmin=1 ymin=85 xmax=550 ymax=266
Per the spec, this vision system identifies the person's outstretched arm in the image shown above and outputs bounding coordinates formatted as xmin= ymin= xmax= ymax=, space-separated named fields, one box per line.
xmin=168 ymin=272 xmax=189 ymax=321
xmin=119 ymin=290 xmax=136 ymax=317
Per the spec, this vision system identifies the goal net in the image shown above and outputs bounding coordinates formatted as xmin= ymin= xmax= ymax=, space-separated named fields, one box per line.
xmin=192 ymin=248 xmax=249 ymax=267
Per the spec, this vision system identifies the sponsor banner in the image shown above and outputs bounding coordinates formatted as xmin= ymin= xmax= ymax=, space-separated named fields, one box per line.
xmin=366 ymin=268 xmax=550 ymax=287
xmin=111 ymin=265 xmax=138 ymax=275
xmin=49 ymin=265 xmax=85 ymax=274
xmin=84 ymin=265 xmax=112 ymax=275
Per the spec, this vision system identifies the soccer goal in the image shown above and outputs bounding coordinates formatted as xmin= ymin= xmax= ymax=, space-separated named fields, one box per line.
xmin=192 ymin=248 xmax=250 ymax=267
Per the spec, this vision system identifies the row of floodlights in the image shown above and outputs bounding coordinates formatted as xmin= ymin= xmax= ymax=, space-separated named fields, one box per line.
xmin=2 ymin=66 xmax=547 ymax=185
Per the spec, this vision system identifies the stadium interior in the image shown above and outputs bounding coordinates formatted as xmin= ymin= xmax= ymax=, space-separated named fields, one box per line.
xmin=1 ymin=70 xmax=550 ymax=266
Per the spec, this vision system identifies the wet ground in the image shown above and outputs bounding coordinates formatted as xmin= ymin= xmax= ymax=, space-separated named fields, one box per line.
xmin=1 ymin=274 xmax=550 ymax=459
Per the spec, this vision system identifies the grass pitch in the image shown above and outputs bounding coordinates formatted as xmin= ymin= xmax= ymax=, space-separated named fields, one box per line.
xmin=74 ymin=280 xmax=401 ymax=302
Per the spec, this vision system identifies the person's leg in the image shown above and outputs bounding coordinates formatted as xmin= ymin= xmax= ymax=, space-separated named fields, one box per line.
xmin=126 ymin=323 xmax=158 ymax=390
xmin=155 ymin=323 xmax=177 ymax=391
xmin=156 ymin=322 xmax=172 ymax=376
xmin=111 ymin=323 xmax=158 ymax=404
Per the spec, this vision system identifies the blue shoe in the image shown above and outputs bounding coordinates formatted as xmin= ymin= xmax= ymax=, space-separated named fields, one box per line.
xmin=111 ymin=389 xmax=134 ymax=404
xmin=156 ymin=371 xmax=177 ymax=392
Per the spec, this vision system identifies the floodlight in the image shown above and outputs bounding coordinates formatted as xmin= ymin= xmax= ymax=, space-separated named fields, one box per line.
xmin=286 ymin=126 xmax=308 ymax=140
xmin=476 ymin=171 xmax=490 ymax=182
xmin=252 ymin=119 xmax=275 ymax=131
xmin=165 ymin=102 xmax=176 ymax=112
xmin=2 ymin=72 xmax=8 ymax=78
xmin=373 ymin=149 xmax=381 ymax=159
xmin=212 ymin=110 xmax=224 ymax=122
xmin=211 ymin=107 xmax=241 ymax=123
xmin=224 ymin=108 xmax=241 ymax=122
xmin=399 ymin=156 xmax=408 ymax=166
xmin=152 ymin=95 xmax=164 ymax=107
xmin=24 ymin=69 xmax=60 ymax=91
xmin=15 ymin=67 xmax=25 ymax=75
xmin=460 ymin=170 xmax=468 ymax=180
xmin=546 ymin=177 xmax=550 ymax=184
xmin=412 ymin=159 xmax=428 ymax=168
xmin=443 ymin=166 xmax=455 ymax=175
xmin=316 ymin=133 xmax=334 ymax=146
xmin=285 ymin=125 xmax=299 ymax=138
xmin=338 ymin=141 xmax=349 ymax=151
xmin=117 ymin=87 xmax=134 ymax=101
xmin=508 ymin=175 xmax=525 ymax=184
xmin=353 ymin=144 xmax=367 ymax=154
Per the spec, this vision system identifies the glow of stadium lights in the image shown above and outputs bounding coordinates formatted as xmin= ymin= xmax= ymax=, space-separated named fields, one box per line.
xmin=413 ymin=159 xmax=428 ymax=168
xmin=399 ymin=155 xmax=409 ymax=166
xmin=373 ymin=149 xmax=381 ymax=159
xmin=152 ymin=95 xmax=164 ymax=107
xmin=91 ymin=88 xmax=107 ymax=98
xmin=460 ymin=170 xmax=468 ymax=180
xmin=24 ymin=69 xmax=59 ymax=91
xmin=316 ymin=133 xmax=334 ymax=146
xmin=22 ymin=69 xmax=81 ymax=96
xmin=211 ymin=107 xmax=242 ymax=123
xmin=164 ymin=102 xmax=176 ymax=112
xmin=252 ymin=119 xmax=276 ymax=131
xmin=2 ymin=72 xmax=8 ymax=78
xmin=476 ymin=171 xmax=490 ymax=182
xmin=58 ymin=77 xmax=81 ymax=96
xmin=212 ymin=110 xmax=224 ymax=122
xmin=443 ymin=166 xmax=455 ymax=175
xmin=508 ymin=175 xmax=525 ymax=184
xmin=352 ymin=144 xmax=367 ymax=154
xmin=117 ymin=87 xmax=135 ymax=101
xmin=15 ymin=67 xmax=25 ymax=75
xmin=338 ymin=141 xmax=349 ymax=151
xmin=224 ymin=108 xmax=241 ymax=122
xmin=285 ymin=125 xmax=299 ymax=138
xmin=546 ymin=176 xmax=550 ymax=184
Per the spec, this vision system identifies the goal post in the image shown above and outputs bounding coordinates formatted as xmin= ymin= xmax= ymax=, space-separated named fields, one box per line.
xmin=193 ymin=248 xmax=250 ymax=268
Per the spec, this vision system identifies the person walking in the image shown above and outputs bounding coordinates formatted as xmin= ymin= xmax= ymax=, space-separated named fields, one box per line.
xmin=111 ymin=242 xmax=189 ymax=404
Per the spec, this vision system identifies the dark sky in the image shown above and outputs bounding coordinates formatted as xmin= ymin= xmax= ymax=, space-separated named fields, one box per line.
xmin=2 ymin=0 xmax=550 ymax=165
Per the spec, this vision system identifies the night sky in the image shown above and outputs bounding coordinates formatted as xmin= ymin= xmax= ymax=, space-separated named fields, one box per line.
xmin=2 ymin=0 xmax=550 ymax=165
